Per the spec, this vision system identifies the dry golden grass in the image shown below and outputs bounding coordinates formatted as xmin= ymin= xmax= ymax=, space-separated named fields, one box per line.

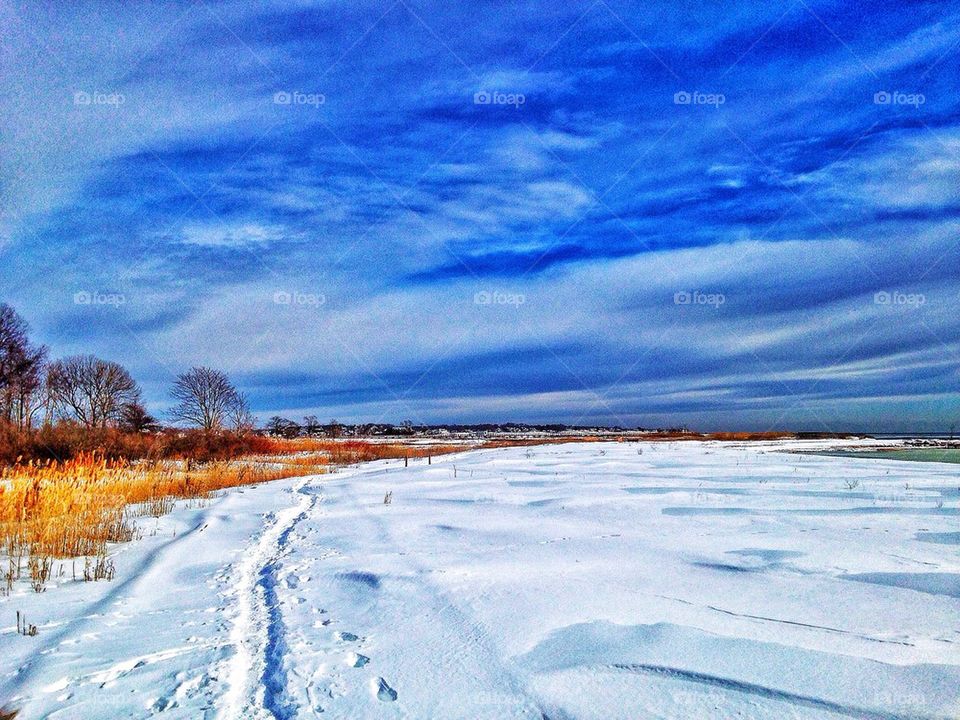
xmin=0 ymin=453 xmax=331 ymax=591
xmin=0 ymin=439 xmax=473 ymax=591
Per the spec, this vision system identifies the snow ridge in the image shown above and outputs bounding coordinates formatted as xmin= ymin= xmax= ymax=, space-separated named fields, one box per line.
xmin=610 ymin=664 xmax=947 ymax=720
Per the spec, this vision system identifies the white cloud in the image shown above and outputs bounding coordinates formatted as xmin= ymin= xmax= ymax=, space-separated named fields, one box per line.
xmin=179 ymin=223 xmax=287 ymax=248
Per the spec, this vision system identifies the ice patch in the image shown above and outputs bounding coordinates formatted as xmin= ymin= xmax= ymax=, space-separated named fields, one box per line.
xmin=915 ymin=531 xmax=960 ymax=545
xmin=843 ymin=572 xmax=960 ymax=599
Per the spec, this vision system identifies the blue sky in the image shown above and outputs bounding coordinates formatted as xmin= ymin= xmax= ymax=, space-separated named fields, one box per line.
xmin=2 ymin=0 xmax=959 ymax=431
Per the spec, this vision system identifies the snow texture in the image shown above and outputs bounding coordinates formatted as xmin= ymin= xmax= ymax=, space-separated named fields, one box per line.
xmin=2 ymin=440 xmax=959 ymax=718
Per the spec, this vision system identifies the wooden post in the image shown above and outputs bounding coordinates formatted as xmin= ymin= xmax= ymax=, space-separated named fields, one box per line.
xmin=404 ymin=455 xmax=408 ymax=467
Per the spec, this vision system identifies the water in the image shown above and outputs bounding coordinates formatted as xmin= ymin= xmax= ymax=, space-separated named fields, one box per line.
xmin=814 ymin=448 xmax=960 ymax=464
xmin=867 ymin=432 xmax=958 ymax=440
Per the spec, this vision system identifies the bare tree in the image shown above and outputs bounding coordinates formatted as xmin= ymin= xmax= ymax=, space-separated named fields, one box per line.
xmin=303 ymin=415 xmax=321 ymax=436
xmin=327 ymin=418 xmax=342 ymax=438
xmin=47 ymin=355 xmax=141 ymax=428
xmin=265 ymin=415 xmax=300 ymax=438
xmin=0 ymin=303 xmax=48 ymax=429
xmin=229 ymin=392 xmax=256 ymax=436
xmin=169 ymin=367 xmax=243 ymax=433
xmin=266 ymin=415 xmax=288 ymax=437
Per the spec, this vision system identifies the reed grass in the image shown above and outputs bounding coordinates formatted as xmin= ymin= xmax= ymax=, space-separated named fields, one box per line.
xmin=0 ymin=439 xmax=467 ymax=591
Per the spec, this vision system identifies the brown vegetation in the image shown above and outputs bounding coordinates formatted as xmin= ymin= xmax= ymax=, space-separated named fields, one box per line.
xmin=0 ymin=437 xmax=471 ymax=592
xmin=703 ymin=431 xmax=796 ymax=441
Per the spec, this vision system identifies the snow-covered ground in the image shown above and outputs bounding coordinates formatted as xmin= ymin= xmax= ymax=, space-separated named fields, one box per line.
xmin=2 ymin=440 xmax=959 ymax=719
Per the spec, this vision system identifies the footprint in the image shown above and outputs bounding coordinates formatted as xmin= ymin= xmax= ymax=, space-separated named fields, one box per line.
xmin=347 ymin=653 xmax=369 ymax=668
xmin=151 ymin=695 xmax=177 ymax=712
xmin=174 ymin=673 xmax=207 ymax=700
xmin=374 ymin=677 xmax=397 ymax=702
xmin=335 ymin=631 xmax=359 ymax=642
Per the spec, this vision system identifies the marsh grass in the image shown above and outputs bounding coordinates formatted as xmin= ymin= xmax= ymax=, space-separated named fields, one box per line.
xmin=0 ymin=453 xmax=333 ymax=589
xmin=0 ymin=439 xmax=469 ymax=591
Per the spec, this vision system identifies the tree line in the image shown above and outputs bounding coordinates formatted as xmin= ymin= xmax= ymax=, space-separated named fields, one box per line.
xmin=0 ymin=302 xmax=253 ymax=436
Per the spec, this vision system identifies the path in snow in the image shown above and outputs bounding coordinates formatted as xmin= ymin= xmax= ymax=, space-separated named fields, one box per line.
xmin=217 ymin=476 xmax=317 ymax=719
xmin=0 ymin=478 xmax=299 ymax=718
